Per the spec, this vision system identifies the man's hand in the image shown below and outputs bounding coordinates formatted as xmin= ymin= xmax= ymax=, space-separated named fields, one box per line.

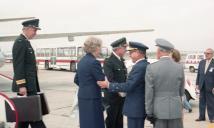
xmin=146 ymin=114 xmax=156 ymax=124
xmin=97 ymin=80 xmax=109 ymax=88
xmin=19 ymin=87 xmax=27 ymax=96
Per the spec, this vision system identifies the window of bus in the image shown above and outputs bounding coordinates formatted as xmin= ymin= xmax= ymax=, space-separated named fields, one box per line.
xmin=40 ymin=49 xmax=45 ymax=57
xmin=57 ymin=48 xmax=64 ymax=57
xmin=77 ymin=47 xmax=85 ymax=57
xmin=45 ymin=48 xmax=50 ymax=57
xmin=197 ymin=55 xmax=204 ymax=60
xmin=36 ymin=48 xmax=41 ymax=57
xmin=64 ymin=48 xmax=74 ymax=57
xmin=70 ymin=47 xmax=76 ymax=57
xmin=50 ymin=48 xmax=56 ymax=56
xmin=188 ymin=55 xmax=196 ymax=59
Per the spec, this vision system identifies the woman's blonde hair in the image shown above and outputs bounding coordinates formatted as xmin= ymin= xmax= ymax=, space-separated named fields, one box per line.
xmin=171 ymin=49 xmax=181 ymax=62
xmin=83 ymin=37 xmax=102 ymax=53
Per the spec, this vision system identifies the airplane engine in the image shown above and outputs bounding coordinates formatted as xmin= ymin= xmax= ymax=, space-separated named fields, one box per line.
xmin=0 ymin=52 xmax=5 ymax=68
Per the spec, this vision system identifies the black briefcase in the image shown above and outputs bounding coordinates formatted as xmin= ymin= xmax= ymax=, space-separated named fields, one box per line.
xmin=5 ymin=95 xmax=42 ymax=122
xmin=37 ymin=92 xmax=50 ymax=115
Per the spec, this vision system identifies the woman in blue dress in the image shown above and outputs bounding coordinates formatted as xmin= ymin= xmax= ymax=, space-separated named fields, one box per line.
xmin=74 ymin=37 xmax=105 ymax=128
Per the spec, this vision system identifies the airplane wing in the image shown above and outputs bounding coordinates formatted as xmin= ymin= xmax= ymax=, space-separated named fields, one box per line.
xmin=0 ymin=29 xmax=154 ymax=42
xmin=0 ymin=17 xmax=35 ymax=22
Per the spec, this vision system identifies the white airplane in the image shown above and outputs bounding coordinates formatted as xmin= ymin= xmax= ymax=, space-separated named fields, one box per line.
xmin=0 ymin=17 xmax=36 ymax=68
xmin=0 ymin=17 xmax=154 ymax=42
xmin=0 ymin=17 xmax=35 ymax=22
xmin=0 ymin=17 xmax=154 ymax=77
xmin=0 ymin=29 xmax=154 ymax=42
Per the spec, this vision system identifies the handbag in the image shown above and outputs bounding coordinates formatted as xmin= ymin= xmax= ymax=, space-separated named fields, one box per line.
xmin=37 ymin=92 xmax=50 ymax=115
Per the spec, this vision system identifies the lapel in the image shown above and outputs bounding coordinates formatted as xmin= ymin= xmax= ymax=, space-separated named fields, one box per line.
xmin=111 ymin=53 xmax=124 ymax=65
xmin=20 ymin=34 xmax=29 ymax=42
xmin=20 ymin=34 xmax=32 ymax=47
xmin=130 ymin=59 xmax=146 ymax=74
xmin=201 ymin=60 xmax=206 ymax=74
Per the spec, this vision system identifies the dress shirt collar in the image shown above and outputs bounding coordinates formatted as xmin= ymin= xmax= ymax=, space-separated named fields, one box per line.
xmin=112 ymin=51 xmax=121 ymax=61
xmin=22 ymin=33 xmax=29 ymax=40
xmin=134 ymin=58 xmax=145 ymax=65
xmin=160 ymin=56 xmax=170 ymax=59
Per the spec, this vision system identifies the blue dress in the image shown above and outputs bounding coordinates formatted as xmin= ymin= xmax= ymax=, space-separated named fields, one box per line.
xmin=74 ymin=53 xmax=105 ymax=128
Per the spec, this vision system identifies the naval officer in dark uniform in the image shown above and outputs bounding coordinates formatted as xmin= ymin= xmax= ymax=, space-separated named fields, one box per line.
xmin=12 ymin=19 xmax=46 ymax=128
xmin=103 ymin=37 xmax=127 ymax=128
xmin=98 ymin=42 xmax=149 ymax=128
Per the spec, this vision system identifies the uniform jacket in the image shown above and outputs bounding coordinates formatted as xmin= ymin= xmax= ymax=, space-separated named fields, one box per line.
xmin=108 ymin=59 xmax=149 ymax=118
xmin=196 ymin=59 xmax=214 ymax=91
xmin=103 ymin=53 xmax=127 ymax=103
xmin=74 ymin=53 xmax=105 ymax=99
xmin=145 ymin=57 xmax=185 ymax=119
xmin=12 ymin=34 xmax=40 ymax=93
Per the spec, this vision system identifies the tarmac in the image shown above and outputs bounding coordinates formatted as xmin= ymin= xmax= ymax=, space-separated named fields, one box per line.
xmin=0 ymin=63 xmax=213 ymax=128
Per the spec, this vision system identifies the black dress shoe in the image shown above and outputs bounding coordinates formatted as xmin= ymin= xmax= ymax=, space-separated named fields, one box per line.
xmin=210 ymin=120 xmax=214 ymax=123
xmin=195 ymin=118 xmax=206 ymax=121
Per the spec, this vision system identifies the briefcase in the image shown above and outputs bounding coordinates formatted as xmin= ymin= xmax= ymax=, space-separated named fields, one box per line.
xmin=207 ymin=123 xmax=214 ymax=128
xmin=5 ymin=95 xmax=42 ymax=122
xmin=37 ymin=92 xmax=50 ymax=115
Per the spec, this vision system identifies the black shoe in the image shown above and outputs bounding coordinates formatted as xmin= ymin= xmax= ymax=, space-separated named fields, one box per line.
xmin=195 ymin=118 xmax=205 ymax=121
xmin=189 ymin=109 xmax=192 ymax=113
xmin=210 ymin=120 xmax=214 ymax=123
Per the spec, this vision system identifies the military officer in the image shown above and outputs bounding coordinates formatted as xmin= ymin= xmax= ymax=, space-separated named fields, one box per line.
xmin=103 ymin=37 xmax=127 ymax=128
xmin=145 ymin=38 xmax=184 ymax=128
xmin=98 ymin=41 xmax=149 ymax=128
xmin=12 ymin=19 xmax=46 ymax=128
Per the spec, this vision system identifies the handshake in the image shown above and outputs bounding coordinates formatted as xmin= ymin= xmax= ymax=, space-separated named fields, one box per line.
xmin=97 ymin=79 xmax=109 ymax=88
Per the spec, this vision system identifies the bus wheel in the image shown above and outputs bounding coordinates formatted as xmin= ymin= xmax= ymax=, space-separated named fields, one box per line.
xmin=189 ymin=66 xmax=195 ymax=73
xmin=45 ymin=61 xmax=49 ymax=70
xmin=70 ymin=62 xmax=76 ymax=72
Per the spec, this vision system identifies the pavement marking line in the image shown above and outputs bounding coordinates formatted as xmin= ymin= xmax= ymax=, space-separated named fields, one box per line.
xmin=52 ymin=105 xmax=73 ymax=111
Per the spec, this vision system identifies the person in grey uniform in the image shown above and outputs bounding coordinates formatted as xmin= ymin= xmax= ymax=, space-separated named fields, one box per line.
xmin=145 ymin=38 xmax=185 ymax=128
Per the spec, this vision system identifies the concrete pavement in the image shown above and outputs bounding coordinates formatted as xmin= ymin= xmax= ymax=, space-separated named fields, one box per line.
xmin=0 ymin=63 xmax=212 ymax=128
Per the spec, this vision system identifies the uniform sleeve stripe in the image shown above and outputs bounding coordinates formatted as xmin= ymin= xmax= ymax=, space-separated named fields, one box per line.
xmin=16 ymin=79 xmax=26 ymax=85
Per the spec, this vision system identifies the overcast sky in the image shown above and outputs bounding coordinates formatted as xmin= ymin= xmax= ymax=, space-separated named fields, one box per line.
xmin=0 ymin=0 xmax=214 ymax=52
